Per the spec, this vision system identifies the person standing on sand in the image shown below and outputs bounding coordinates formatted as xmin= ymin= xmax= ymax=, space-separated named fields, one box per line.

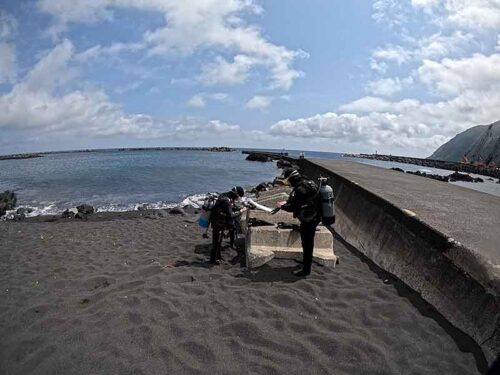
xmin=272 ymin=169 xmax=320 ymax=277
xmin=209 ymin=186 xmax=247 ymax=264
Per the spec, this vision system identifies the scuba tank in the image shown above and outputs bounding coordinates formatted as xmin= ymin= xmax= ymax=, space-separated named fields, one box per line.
xmin=318 ymin=177 xmax=335 ymax=225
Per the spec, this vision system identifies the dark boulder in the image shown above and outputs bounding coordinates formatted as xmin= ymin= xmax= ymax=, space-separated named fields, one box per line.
xmin=137 ymin=204 xmax=148 ymax=211
xmin=12 ymin=213 xmax=25 ymax=221
xmin=277 ymin=159 xmax=292 ymax=169
xmin=246 ymin=153 xmax=272 ymax=162
xmin=168 ymin=207 xmax=186 ymax=215
xmin=391 ymin=167 xmax=405 ymax=172
xmin=62 ymin=208 xmax=78 ymax=218
xmin=77 ymin=204 xmax=95 ymax=214
xmin=16 ymin=207 xmax=33 ymax=215
xmin=448 ymin=172 xmax=483 ymax=183
xmin=0 ymin=191 xmax=17 ymax=217
xmin=75 ymin=212 xmax=88 ymax=220
xmin=255 ymin=183 xmax=269 ymax=192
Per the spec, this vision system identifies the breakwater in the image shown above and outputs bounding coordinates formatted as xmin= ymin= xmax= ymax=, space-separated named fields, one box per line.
xmin=0 ymin=153 xmax=42 ymax=161
xmin=345 ymin=153 xmax=500 ymax=179
xmin=286 ymin=156 xmax=499 ymax=365
xmin=0 ymin=147 xmax=235 ymax=161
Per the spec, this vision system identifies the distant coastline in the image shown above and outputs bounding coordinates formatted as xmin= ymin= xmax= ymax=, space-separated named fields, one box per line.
xmin=0 ymin=146 xmax=236 ymax=160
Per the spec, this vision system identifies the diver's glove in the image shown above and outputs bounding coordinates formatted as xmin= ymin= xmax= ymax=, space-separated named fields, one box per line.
xmin=270 ymin=207 xmax=281 ymax=215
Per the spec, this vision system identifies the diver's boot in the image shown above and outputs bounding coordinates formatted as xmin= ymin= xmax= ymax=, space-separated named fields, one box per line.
xmin=293 ymin=269 xmax=310 ymax=277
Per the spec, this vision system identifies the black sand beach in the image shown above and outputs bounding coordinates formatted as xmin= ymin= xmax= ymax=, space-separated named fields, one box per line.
xmin=0 ymin=210 xmax=486 ymax=374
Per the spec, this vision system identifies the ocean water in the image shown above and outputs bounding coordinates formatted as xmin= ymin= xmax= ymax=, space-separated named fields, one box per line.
xmin=1 ymin=149 xmax=499 ymax=217
xmin=0 ymin=150 xmax=280 ymax=216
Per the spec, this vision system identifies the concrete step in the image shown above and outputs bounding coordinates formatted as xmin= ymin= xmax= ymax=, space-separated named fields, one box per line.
xmin=254 ymin=192 xmax=289 ymax=208
xmin=246 ymin=225 xmax=338 ymax=268
xmin=246 ymin=209 xmax=298 ymax=226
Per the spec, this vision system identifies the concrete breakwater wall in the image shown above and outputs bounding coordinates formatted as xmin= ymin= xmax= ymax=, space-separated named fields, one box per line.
xmin=292 ymin=158 xmax=499 ymax=365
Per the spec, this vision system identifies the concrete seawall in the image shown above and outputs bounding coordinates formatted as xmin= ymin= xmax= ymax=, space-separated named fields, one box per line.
xmin=291 ymin=158 xmax=499 ymax=364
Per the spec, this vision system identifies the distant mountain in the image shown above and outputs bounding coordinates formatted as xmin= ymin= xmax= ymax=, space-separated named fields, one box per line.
xmin=429 ymin=120 xmax=500 ymax=165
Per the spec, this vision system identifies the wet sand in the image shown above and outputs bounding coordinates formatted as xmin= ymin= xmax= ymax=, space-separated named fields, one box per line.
xmin=0 ymin=210 xmax=486 ymax=374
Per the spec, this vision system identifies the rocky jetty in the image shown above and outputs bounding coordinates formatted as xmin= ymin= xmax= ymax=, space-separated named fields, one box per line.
xmin=406 ymin=170 xmax=449 ymax=182
xmin=0 ymin=153 xmax=42 ymax=161
xmin=246 ymin=153 xmax=272 ymax=162
xmin=0 ymin=191 xmax=17 ymax=217
xmin=448 ymin=172 xmax=484 ymax=183
xmin=391 ymin=167 xmax=404 ymax=173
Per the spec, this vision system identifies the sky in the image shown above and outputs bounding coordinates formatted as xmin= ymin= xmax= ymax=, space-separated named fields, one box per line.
xmin=0 ymin=0 xmax=499 ymax=157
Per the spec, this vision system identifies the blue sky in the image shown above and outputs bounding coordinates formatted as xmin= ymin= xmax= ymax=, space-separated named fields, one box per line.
xmin=1 ymin=0 xmax=499 ymax=156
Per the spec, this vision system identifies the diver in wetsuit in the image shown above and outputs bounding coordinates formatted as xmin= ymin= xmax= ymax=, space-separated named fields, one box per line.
xmin=210 ymin=186 xmax=246 ymax=264
xmin=273 ymin=170 xmax=320 ymax=277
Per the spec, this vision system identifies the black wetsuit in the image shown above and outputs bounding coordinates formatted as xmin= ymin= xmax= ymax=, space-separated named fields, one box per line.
xmin=210 ymin=193 xmax=242 ymax=263
xmin=280 ymin=178 xmax=320 ymax=275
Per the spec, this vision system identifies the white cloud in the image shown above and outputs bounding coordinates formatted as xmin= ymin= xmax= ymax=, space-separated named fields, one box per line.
xmin=0 ymin=11 xmax=17 ymax=84
xmin=270 ymin=86 xmax=500 ymax=152
xmin=411 ymin=0 xmax=440 ymax=8
xmin=0 ymin=10 xmax=18 ymax=39
xmin=38 ymin=0 xmax=305 ymax=90
xmin=372 ymin=0 xmax=408 ymax=27
xmin=372 ymin=45 xmax=412 ymax=65
xmin=418 ymin=53 xmax=500 ymax=96
xmin=417 ymin=31 xmax=475 ymax=59
xmin=187 ymin=92 xmax=228 ymax=108
xmin=199 ymin=55 xmax=254 ymax=86
xmin=188 ymin=94 xmax=207 ymax=108
xmin=0 ymin=43 xmax=16 ymax=84
xmin=75 ymin=42 xmax=145 ymax=62
xmin=371 ymin=31 xmax=475 ymax=70
xmin=366 ymin=77 xmax=410 ymax=97
xmin=444 ymin=0 xmax=500 ymax=30
xmin=245 ymin=95 xmax=272 ymax=110
xmin=339 ymin=96 xmax=420 ymax=114
xmin=206 ymin=120 xmax=239 ymax=132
